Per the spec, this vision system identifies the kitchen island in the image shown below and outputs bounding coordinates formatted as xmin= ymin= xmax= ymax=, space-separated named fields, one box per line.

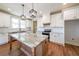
xmin=9 ymin=33 xmax=48 ymax=56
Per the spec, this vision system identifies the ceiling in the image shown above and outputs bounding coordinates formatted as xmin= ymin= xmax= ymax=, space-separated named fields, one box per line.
xmin=0 ymin=3 xmax=78 ymax=17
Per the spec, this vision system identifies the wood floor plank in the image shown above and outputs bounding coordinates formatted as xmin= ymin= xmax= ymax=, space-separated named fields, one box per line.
xmin=0 ymin=41 xmax=79 ymax=56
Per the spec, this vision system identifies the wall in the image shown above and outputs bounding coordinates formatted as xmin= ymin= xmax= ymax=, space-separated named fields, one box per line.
xmin=65 ymin=20 xmax=79 ymax=46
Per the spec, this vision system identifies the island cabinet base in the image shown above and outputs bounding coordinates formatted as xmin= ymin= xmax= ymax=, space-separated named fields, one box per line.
xmin=9 ymin=33 xmax=48 ymax=56
xmin=35 ymin=39 xmax=48 ymax=56
xmin=19 ymin=39 xmax=48 ymax=56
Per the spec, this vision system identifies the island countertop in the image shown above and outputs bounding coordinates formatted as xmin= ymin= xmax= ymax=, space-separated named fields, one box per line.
xmin=9 ymin=33 xmax=48 ymax=48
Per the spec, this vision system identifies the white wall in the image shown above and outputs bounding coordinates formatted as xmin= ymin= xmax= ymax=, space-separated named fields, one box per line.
xmin=65 ymin=20 xmax=79 ymax=46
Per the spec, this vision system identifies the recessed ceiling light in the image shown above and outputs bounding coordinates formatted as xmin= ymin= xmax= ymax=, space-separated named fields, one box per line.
xmin=8 ymin=8 xmax=12 ymax=11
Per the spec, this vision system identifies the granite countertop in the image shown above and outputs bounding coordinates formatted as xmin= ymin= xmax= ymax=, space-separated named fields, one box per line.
xmin=10 ymin=32 xmax=48 ymax=48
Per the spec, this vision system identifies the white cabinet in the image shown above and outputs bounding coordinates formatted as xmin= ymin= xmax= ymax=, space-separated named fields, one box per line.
xmin=50 ymin=14 xmax=56 ymax=27
xmin=0 ymin=33 xmax=8 ymax=45
xmin=63 ymin=5 xmax=79 ymax=20
xmin=50 ymin=32 xmax=64 ymax=45
xmin=51 ymin=13 xmax=64 ymax=27
xmin=50 ymin=12 xmax=64 ymax=45
xmin=0 ymin=12 xmax=10 ymax=27
xmin=64 ymin=7 xmax=76 ymax=20
xmin=55 ymin=13 xmax=64 ymax=27
xmin=76 ymin=6 xmax=79 ymax=19
xmin=42 ymin=14 xmax=50 ymax=24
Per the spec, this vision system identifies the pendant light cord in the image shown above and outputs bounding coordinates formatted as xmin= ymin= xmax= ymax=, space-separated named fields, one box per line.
xmin=22 ymin=4 xmax=24 ymax=15
xmin=32 ymin=3 xmax=34 ymax=9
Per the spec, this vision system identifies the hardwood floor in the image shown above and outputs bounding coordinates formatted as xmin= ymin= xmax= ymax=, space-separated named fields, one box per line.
xmin=47 ymin=42 xmax=79 ymax=56
xmin=0 ymin=41 xmax=79 ymax=56
xmin=0 ymin=41 xmax=25 ymax=56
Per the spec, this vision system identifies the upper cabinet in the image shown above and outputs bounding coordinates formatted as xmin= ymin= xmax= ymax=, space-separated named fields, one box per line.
xmin=76 ymin=6 xmax=79 ymax=19
xmin=50 ymin=13 xmax=64 ymax=27
xmin=0 ymin=12 xmax=11 ymax=27
xmin=63 ymin=5 xmax=79 ymax=20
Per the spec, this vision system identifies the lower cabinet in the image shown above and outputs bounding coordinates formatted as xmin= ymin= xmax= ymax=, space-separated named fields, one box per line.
xmin=50 ymin=33 xmax=64 ymax=45
xmin=20 ymin=39 xmax=48 ymax=56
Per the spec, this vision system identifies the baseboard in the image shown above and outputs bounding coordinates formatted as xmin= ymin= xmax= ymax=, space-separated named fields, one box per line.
xmin=0 ymin=42 xmax=8 ymax=46
xmin=65 ymin=41 xmax=79 ymax=46
xmin=50 ymin=41 xmax=64 ymax=46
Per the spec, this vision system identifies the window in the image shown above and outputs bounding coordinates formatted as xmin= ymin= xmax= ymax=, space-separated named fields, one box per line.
xmin=20 ymin=20 xmax=26 ymax=28
xmin=11 ymin=17 xmax=26 ymax=28
xmin=26 ymin=20 xmax=32 ymax=27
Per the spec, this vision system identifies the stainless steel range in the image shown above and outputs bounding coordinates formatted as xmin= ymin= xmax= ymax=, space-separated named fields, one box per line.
xmin=42 ymin=29 xmax=51 ymax=42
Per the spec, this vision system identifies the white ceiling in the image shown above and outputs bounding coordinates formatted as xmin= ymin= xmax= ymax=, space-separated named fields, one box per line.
xmin=0 ymin=3 xmax=63 ymax=16
xmin=0 ymin=3 xmax=78 ymax=17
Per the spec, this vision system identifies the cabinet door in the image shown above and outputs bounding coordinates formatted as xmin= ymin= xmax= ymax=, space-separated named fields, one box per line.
xmin=51 ymin=13 xmax=64 ymax=27
xmin=4 ymin=14 xmax=10 ymax=27
xmin=50 ymin=33 xmax=59 ymax=43
xmin=0 ymin=12 xmax=10 ymax=27
xmin=0 ymin=19 xmax=3 ymax=27
xmin=76 ymin=6 xmax=79 ymax=19
xmin=0 ymin=12 xmax=4 ymax=27
xmin=50 ymin=33 xmax=56 ymax=42
xmin=64 ymin=7 xmax=76 ymax=20
xmin=57 ymin=33 xmax=64 ymax=44
xmin=55 ymin=13 xmax=64 ymax=27
xmin=50 ymin=33 xmax=64 ymax=45
xmin=51 ymin=15 xmax=56 ymax=27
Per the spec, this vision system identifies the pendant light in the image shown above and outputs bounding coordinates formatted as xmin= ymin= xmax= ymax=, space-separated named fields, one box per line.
xmin=29 ymin=3 xmax=37 ymax=19
xmin=20 ymin=4 xmax=26 ymax=20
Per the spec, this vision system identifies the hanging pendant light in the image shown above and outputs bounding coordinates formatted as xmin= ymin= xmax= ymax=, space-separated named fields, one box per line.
xmin=29 ymin=3 xmax=37 ymax=19
xmin=20 ymin=4 xmax=26 ymax=20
